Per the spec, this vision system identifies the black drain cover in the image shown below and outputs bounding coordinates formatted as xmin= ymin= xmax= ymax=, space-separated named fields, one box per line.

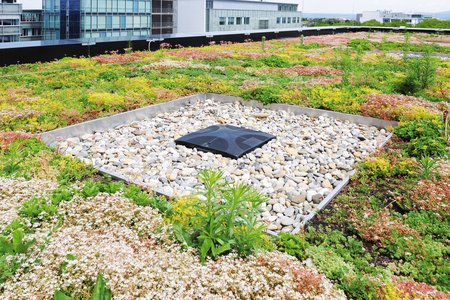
xmin=175 ymin=125 xmax=275 ymax=159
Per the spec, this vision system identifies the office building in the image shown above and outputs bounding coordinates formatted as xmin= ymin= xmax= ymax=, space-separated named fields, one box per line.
xmin=0 ymin=0 xmax=22 ymax=42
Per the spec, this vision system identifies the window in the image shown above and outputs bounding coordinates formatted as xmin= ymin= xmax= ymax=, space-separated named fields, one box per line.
xmin=228 ymin=17 xmax=234 ymax=25
xmin=276 ymin=17 xmax=281 ymax=24
xmin=293 ymin=18 xmax=296 ymax=23
xmin=236 ymin=17 xmax=242 ymax=25
xmin=106 ymin=15 xmax=112 ymax=29
xmin=113 ymin=16 xmax=120 ymax=29
xmin=244 ymin=17 xmax=250 ymax=24
xmin=98 ymin=15 xmax=106 ymax=29
xmin=219 ymin=17 xmax=226 ymax=25
xmin=287 ymin=17 xmax=291 ymax=23
xmin=119 ymin=16 xmax=127 ymax=29
xmin=282 ymin=17 xmax=286 ymax=24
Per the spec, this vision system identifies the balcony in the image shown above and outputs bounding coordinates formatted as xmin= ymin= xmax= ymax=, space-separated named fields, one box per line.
xmin=152 ymin=8 xmax=173 ymax=14
xmin=0 ymin=25 xmax=20 ymax=35
xmin=0 ymin=3 xmax=21 ymax=14
xmin=152 ymin=21 xmax=173 ymax=28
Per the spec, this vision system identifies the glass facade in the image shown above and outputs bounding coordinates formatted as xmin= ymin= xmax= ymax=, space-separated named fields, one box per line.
xmin=44 ymin=0 xmax=152 ymax=40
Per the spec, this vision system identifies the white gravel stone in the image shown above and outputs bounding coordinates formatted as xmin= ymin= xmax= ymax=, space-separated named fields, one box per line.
xmin=280 ymin=216 xmax=295 ymax=226
xmin=57 ymin=99 xmax=389 ymax=233
xmin=284 ymin=206 xmax=295 ymax=217
xmin=273 ymin=203 xmax=286 ymax=213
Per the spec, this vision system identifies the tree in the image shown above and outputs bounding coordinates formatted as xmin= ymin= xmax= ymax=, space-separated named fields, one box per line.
xmin=362 ymin=20 xmax=382 ymax=27
xmin=416 ymin=18 xmax=450 ymax=29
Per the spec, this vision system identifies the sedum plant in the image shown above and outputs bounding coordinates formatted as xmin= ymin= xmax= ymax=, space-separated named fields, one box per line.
xmin=172 ymin=169 xmax=267 ymax=263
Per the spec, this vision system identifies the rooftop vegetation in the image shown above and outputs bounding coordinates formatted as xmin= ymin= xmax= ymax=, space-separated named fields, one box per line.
xmin=0 ymin=31 xmax=449 ymax=299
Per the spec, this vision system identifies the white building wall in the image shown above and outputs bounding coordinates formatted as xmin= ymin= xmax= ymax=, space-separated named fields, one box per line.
xmin=359 ymin=11 xmax=382 ymax=23
xmin=176 ymin=0 xmax=206 ymax=33
xmin=213 ymin=0 xmax=278 ymax=11
xmin=19 ymin=0 xmax=42 ymax=10
xmin=207 ymin=9 xmax=301 ymax=32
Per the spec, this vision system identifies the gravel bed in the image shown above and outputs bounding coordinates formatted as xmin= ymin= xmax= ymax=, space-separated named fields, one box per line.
xmin=57 ymin=100 xmax=390 ymax=233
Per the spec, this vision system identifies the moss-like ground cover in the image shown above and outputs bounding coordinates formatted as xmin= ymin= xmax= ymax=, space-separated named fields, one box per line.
xmin=0 ymin=31 xmax=449 ymax=299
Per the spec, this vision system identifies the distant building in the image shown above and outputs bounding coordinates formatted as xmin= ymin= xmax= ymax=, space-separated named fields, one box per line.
xmin=358 ymin=10 xmax=432 ymax=26
xmin=204 ymin=0 xmax=302 ymax=32
xmin=0 ymin=0 xmax=22 ymax=42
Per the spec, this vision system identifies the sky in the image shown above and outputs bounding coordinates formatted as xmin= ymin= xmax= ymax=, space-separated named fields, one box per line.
xmin=276 ymin=0 xmax=450 ymax=13
xmin=19 ymin=0 xmax=450 ymax=13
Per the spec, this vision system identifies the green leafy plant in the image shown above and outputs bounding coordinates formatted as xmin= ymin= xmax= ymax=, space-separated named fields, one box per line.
xmin=349 ymin=39 xmax=372 ymax=51
xmin=395 ymin=119 xmax=442 ymax=141
xmin=123 ymin=185 xmax=172 ymax=216
xmin=0 ymin=228 xmax=36 ymax=284
xmin=0 ymin=229 xmax=35 ymax=255
xmin=0 ymin=255 xmax=16 ymax=283
xmin=97 ymin=71 xmax=120 ymax=82
xmin=54 ymin=274 xmax=112 ymax=300
xmin=418 ymin=156 xmax=439 ymax=180
xmin=51 ymin=186 xmax=75 ymax=205
xmin=90 ymin=274 xmax=113 ymax=300
xmin=335 ymin=48 xmax=354 ymax=86
xmin=0 ymin=142 xmax=24 ymax=176
xmin=405 ymin=211 xmax=450 ymax=241
xmin=260 ymin=55 xmax=289 ymax=68
xmin=405 ymin=136 xmax=448 ymax=158
xmin=275 ymin=232 xmax=310 ymax=261
xmin=19 ymin=197 xmax=59 ymax=222
xmin=99 ymin=180 xmax=124 ymax=194
xmin=444 ymin=110 xmax=449 ymax=142
xmin=171 ymin=169 xmax=267 ymax=263
xmin=82 ymin=180 xmax=101 ymax=198
xmin=242 ymin=86 xmax=281 ymax=104
xmin=397 ymin=49 xmax=437 ymax=95
xmin=51 ymin=155 xmax=96 ymax=184
xmin=395 ymin=119 xmax=448 ymax=157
